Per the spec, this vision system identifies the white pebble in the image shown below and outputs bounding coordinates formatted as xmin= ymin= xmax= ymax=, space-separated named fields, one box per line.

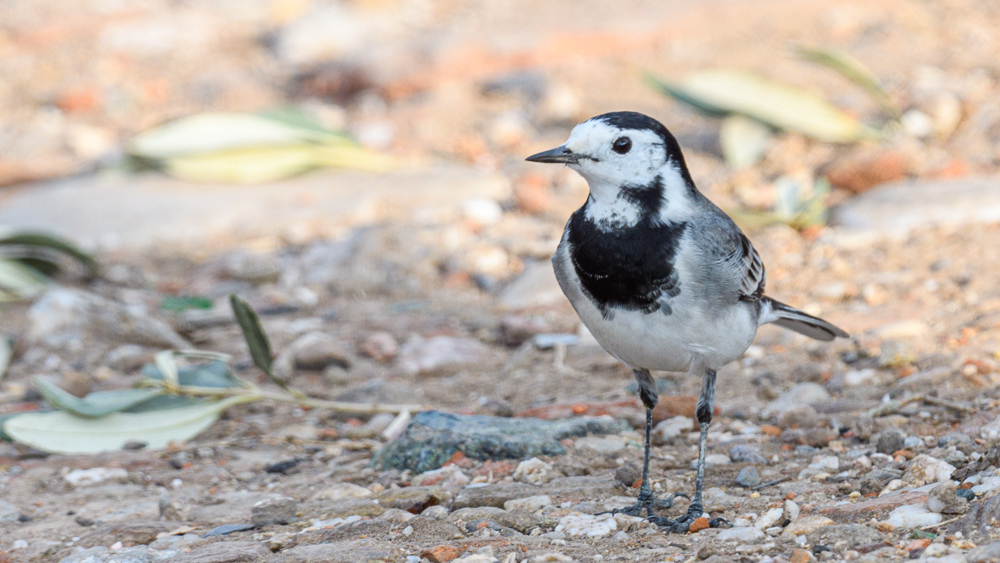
xmin=555 ymin=513 xmax=617 ymax=538
xmin=887 ymin=504 xmax=942 ymax=528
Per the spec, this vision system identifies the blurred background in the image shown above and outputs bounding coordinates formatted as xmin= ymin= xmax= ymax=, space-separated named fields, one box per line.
xmin=2 ymin=1 xmax=1000 ymax=560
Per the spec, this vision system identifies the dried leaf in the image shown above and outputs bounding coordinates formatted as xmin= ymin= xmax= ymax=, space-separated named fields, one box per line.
xmin=2 ymin=396 xmax=246 ymax=454
xmin=33 ymin=377 xmax=162 ymax=418
xmin=648 ymin=70 xmax=877 ymax=143
xmin=792 ymin=43 xmax=901 ymax=121
xmin=720 ymin=115 xmax=773 ymax=169
xmin=0 ymin=259 xmax=49 ymax=300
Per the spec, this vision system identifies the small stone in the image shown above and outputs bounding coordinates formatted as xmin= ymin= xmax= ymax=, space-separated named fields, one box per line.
xmin=513 ymin=457 xmax=556 ymax=485
xmin=697 ymin=547 xmax=715 ymax=560
xmin=755 ymin=507 xmax=784 ymax=530
xmin=555 ymin=513 xmax=617 ymax=538
xmin=730 ymin=444 xmax=767 ymax=464
xmin=361 ymin=332 xmax=399 ymax=362
xmin=718 ymin=526 xmax=765 ymax=541
xmin=504 ymin=495 xmax=552 ymax=512
xmin=761 ymin=383 xmax=831 ymax=419
xmin=903 ymin=436 xmax=923 ymax=449
xmin=64 ymin=467 xmax=128 ymax=487
xmin=314 ymin=482 xmax=374 ymax=501
xmin=223 ymin=251 xmax=281 ymax=284
xmin=875 ymin=428 xmax=906 ymax=455
xmin=377 ymin=486 xmax=450 ymax=513
xmin=688 ymin=517 xmax=709 ymax=533
xmin=0 ymin=501 xmax=20 ymax=523
xmin=809 ymin=455 xmax=840 ymax=472
xmin=291 ymin=332 xmax=350 ymax=371
xmin=574 ymin=435 xmax=627 ymax=455
xmin=886 ymin=504 xmax=942 ymax=528
xmin=736 ymin=466 xmax=761 ymax=488
xmin=927 ymin=482 xmax=968 ymax=514
xmin=783 ymin=500 xmax=800 ymax=523
xmin=422 ymin=545 xmax=461 ymax=563
xmin=398 ymin=336 xmax=490 ymax=377
xmin=614 ymin=463 xmax=640 ymax=488
xmin=652 ymin=416 xmax=692 ymax=444
xmin=781 ymin=515 xmax=834 ymax=537
xmin=703 ymin=454 xmax=732 ymax=467
xmin=902 ymin=454 xmax=956 ymax=486
xmin=411 ymin=465 xmax=471 ymax=489
xmin=251 ymin=497 xmax=298 ymax=527
xmin=790 ymin=548 xmax=812 ymax=563
xmin=380 ymin=508 xmax=416 ymax=524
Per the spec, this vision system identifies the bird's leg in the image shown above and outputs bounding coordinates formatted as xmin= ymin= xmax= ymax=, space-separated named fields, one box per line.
xmin=612 ymin=369 xmax=687 ymax=524
xmin=666 ymin=368 xmax=724 ymax=533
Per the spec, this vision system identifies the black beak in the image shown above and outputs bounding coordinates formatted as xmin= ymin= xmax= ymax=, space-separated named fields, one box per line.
xmin=525 ymin=146 xmax=577 ymax=164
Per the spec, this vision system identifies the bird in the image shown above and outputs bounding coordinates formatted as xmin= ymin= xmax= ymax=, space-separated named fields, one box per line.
xmin=526 ymin=111 xmax=848 ymax=533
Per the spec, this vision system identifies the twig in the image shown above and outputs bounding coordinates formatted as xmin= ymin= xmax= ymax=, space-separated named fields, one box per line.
xmin=922 ymin=396 xmax=972 ymax=413
xmin=753 ymin=476 xmax=790 ymax=490
xmin=868 ymin=395 xmax=923 ymax=417
xmin=918 ymin=515 xmax=963 ymax=531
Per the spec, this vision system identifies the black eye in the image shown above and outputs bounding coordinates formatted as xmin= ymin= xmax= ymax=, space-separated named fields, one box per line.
xmin=612 ymin=137 xmax=632 ymax=154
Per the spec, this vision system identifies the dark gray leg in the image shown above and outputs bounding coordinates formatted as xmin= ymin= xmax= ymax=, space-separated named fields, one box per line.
xmin=614 ymin=369 xmax=686 ymax=524
xmin=666 ymin=368 xmax=717 ymax=533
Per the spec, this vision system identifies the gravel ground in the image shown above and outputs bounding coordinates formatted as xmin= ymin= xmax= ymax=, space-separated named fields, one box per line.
xmin=3 ymin=1 xmax=1000 ymax=562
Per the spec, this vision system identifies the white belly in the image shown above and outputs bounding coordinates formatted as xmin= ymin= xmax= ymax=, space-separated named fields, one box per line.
xmin=553 ymin=245 xmax=757 ymax=373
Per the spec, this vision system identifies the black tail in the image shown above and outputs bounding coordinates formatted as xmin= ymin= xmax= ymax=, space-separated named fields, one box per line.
xmin=761 ymin=297 xmax=849 ymax=342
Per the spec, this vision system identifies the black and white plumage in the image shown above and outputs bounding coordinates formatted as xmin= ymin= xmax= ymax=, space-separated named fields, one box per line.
xmin=527 ymin=111 xmax=848 ymax=532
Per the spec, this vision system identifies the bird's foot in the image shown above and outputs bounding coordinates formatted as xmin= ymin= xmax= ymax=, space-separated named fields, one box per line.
xmin=609 ymin=491 xmax=688 ymax=519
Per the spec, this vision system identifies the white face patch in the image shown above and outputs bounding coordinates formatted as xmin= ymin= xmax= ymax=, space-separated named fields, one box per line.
xmin=558 ymin=117 xmax=697 ymax=225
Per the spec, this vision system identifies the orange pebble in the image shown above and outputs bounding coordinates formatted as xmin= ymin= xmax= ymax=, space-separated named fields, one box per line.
xmin=688 ymin=517 xmax=710 ymax=533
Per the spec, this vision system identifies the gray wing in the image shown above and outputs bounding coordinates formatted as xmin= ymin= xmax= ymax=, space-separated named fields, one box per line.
xmin=730 ymin=232 xmax=765 ymax=301
xmin=691 ymin=203 xmax=766 ymax=302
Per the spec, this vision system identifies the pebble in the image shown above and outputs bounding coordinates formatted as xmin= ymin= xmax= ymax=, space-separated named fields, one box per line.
xmin=875 ymin=428 xmax=906 ymax=455
xmin=398 ymin=336 xmax=490 ymax=376
xmin=902 ymin=455 xmax=956 ymax=486
xmin=703 ymin=454 xmax=732 ymax=467
xmin=730 ymin=444 xmax=767 ymax=464
xmin=783 ymin=500 xmax=800 ymax=523
xmin=555 ymin=513 xmax=617 ymax=538
xmin=514 ymin=458 xmax=556 ymax=485
xmin=251 ymin=496 xmax=298 ymax=527
xmin=755 ymin=507 xmax=784 ymax=530
xmin=223 ymin=251 xmax=282 ymax=284
xmin=718 ymin=526 xmax=765 ymax=541
xmin=504 ymin=495 xmax=553 ymax=512
xmin=289 ymin=332 xmax=350 ymax=370
xmin=927 ymin=482 xmax=968 ymax=514
xmin=315 ymin=482 xmax=373 ymax=501
xmin=652 ymin=416 xmax=692 ymax=444
xmin=411 ymin=465 xmax=471 ymax=489
xmin=979 ymin=415 xmax=1000 ymax=442
xmin=575 ymin=436 xmax=628 ymax=456
xmin=64 ymin=467 xmax=128 ymax=487
xmin=844 ymin=368 xmax=877 ymax=387
xmin=0 ymin=500 xmax=21 ymax=523
xmin=736 ymin=466 xmax=761 ymax=488
xmin=360 ymin=332 xmax=399 ymax=362
xmin=887 ymin=504 xmax=942 ymax=528
xmin=809 ymin=455 xmax=840 ymax=472
xmin=761 ymin=383 xmax=831 ymax=419
xmin=781 ymin=515 xmax=834 ymax=537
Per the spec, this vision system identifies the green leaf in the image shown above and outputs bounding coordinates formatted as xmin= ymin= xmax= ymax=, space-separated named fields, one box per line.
xmin=792 ymin=43 xmax=902 ymax=121
xmin=2 ymin=396 xmax=247 ymax=454
xmin=33 ymin=377 xmax=163 ymax=418
xmin=647 ymin=70 xmax=877 ymax=143
xmin=142 ymin=359 xmax=244 ymax=389
xmin=720 ymin=115 xmax=773 ymax=169
xmin=161 ymin=295 xmax=214 ymax=312
xmin=0 ymin=230 xmax=99 ymax=276
xmin=229 ymin=294 xmax=282 ymax=383
xmin=164 ymin=144 xmax=324 ymax=184
xmin=0 ymin=259 xmax=50 ymax=300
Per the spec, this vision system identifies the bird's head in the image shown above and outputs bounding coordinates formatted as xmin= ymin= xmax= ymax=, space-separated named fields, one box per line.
xmin=525 ymin=112 xmax=695 ymax=200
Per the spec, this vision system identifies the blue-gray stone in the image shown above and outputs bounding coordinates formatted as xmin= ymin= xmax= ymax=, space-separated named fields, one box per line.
xmin=202 ymin=523 xmax=256 ymax=537
xmin=736 ymin=466 xmax=761 ymax=488
xmin=371 ymin=410 xmax=629 ymax=472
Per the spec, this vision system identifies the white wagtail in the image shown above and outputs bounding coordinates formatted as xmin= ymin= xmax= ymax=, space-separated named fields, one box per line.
xmin=526 ymin=111 xmax=848 ymax=532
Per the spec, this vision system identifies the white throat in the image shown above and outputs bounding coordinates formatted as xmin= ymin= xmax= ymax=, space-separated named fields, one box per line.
xmin=580 ymin=160 xmax=697 ymax=230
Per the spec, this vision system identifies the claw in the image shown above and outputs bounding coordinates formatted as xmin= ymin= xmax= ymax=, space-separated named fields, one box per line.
xmin=708 ymin=516 xmax=730 ymax=528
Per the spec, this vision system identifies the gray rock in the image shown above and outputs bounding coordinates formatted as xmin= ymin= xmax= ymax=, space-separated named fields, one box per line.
xmin=452 ymin=482 xmax=540 ymax=509
xmin=928 ymin=482 xmax=969 ymax=514
xmin=736 ymin=466 xmax=761 ymax=488
xmin=376 ymin=486 xmax=449 ymax=513
xmin=903 ymin=436 xmax=923 ymax=449
xmin=223 ymin=251 xmax=281 ymax=284
xmin=0 ymin=499 xmax=20 ymax=523
xmin=168 ymin=541 xmax=270 ymax=563
xmin=761 ymin=383 xmax=831 ymax=419
xmin=289 ymin=332 xmax=350 ymax=371
xmin=29 ymin=288 xmax=189 ymax=349
xmin=938 ymin=431 xmax=976 ymax=454
xmin=968 ymin=541 xmax=1000 ymax=563
xmin=370 ymin=410 xmax=628 ymax=472
xmin=269 ymin=540 xmax=393 ymax=563
xmin=875 ymin=428 xmax=907 ymax=455
xmin=830 ymin=176 xmax=1000 ymax=235
xmin=949 ymin=495 xmax=1000 ymax=539
xmin=397 ymin=336 xmax=490 ymax=377
xmin=729 ymin=444 xmax=767 ymax=464
xmin=251 ymin=497 xmax=298 ymax=527
xmin=805 ymin=523 xmax=881 ymax=549
xmin=58 ymin=546 xmax=178 ymax=563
